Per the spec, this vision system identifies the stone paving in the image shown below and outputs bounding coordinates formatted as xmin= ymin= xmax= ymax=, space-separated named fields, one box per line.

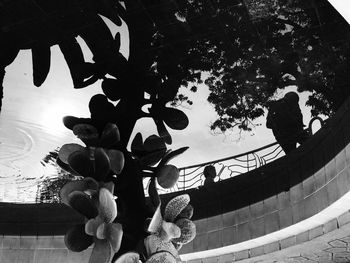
xmin=239 ymin=222 xmax=350 ymax=263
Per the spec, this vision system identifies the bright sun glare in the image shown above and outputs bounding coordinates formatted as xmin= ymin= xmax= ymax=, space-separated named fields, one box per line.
xmin=39 ymin=98 xmax=80 ymax=134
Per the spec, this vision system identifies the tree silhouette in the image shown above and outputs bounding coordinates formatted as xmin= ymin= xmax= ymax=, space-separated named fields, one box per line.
xmin=1 ymin=0 xmax=192 ymax=261
xmin=132 ymin=0 xmax=350 ymax=132
xmin=3 ymin=1 xmax=350 ymax=133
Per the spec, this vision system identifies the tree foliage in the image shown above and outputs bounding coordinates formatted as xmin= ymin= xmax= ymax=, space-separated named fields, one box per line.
xmin=135 ymin=0 xmax=350 ymax=132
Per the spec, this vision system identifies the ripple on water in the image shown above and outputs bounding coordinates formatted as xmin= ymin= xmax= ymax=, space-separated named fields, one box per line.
xmin=0 ymin=119 xmax=75 ymax=203
xmin=0 ymin=126 xmax=34 ymax=160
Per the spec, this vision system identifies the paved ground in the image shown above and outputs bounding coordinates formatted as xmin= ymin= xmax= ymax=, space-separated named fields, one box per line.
xmin=240 ymin=222 xmax=350 ymax=263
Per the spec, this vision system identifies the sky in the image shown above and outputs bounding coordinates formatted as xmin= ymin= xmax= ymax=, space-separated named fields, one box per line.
xmin=0 ymin=0 xmax=349 ymax=202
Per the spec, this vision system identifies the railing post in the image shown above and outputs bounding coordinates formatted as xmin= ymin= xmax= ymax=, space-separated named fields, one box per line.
xmin=247 ymin=154 xmax=249 ymax=172
xmin=308 ymin=116 xmax=324 ymax=135
xmin=183 ymin=168 xmax=186 ymax=191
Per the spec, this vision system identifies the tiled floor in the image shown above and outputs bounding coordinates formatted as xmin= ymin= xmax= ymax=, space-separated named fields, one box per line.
xmin=239 ymin=222 xmax=350 ymax=262
xmin=180 ymin=190 xmax=350 ymax=262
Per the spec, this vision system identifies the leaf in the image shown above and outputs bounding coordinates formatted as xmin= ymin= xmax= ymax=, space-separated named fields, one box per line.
xmin=94 ymin=148 xmax=111 ymax=181
xmin=89 ymin=239 xmax=112 ymax=263
xmin=113 ymin=252 xmax=140 ymax=263
xmin=140 ymin=149 xmax=166 ymax=166
xmin=172 ymin=242 xmax=182 ymax=251
xmin=176 ymin=204 xmax=194 ymax=220
xmin=73 ymin=124 xmax=99 ymax=141
xmin=145 ymin=251 xmax=176 ymax=263
xmin=100 ymin=123 xmax=120 ymax=147
xmin=96 ymin=223 xmax=106 ymax=239
xmin=57 ymin=157 xmax=77 ymax=175
xmin=147 ymin=205 xmax=162 ymax=234
xmin=155 ymin=119 xmax=172 ymax=145
xmin=161 ymin=221 xmax=181 ymax=241
xmin=65 ymin=224 xmax=93 ymax=252
xmin=159 ymin=147 xmax=189 ymax=167
xmin=156 ymin=165 xmax=179 ymax=189
xmin=59 ymin=38 xmax=93 ymax=89
xmin=102 ymin=78 xmax=123 ymax=101
xmin=63 ymin=116 xmax=90 ymax=130
xmin=2 ymin=48 xmax=18 ymax=66
xmin=161 ymin=107 xmax=189 ymax=130
xmin=105 ymin=54 xmax=128 ymax=78
xmin=89 ymin=94 xmax=115 ymax=123
xmin=131 ymin=132 xmax=144 ymax=156
xmin=105 ymin=223 xmax=123 ymax=252
xmin=60 ymin=178 xmax=98 ymax=205
xmin=172 ymin=219 xmax=196 ymax=245
xmin=100 ymin=181 xmax=115 ymax=194
xmin=144 ymin=237 xmax=177 ymax=263
xmin=32 ymin=45 xmax=51 ymax=87
xmin=143 ymin=135 xmax=166 ymax=152
xmin=99 ymin=188 xmax=117 ymax=223
xmin=68 ymin=150 xmax=94 ymax=178
xmin=107 ymin=149 xmax=125 ymax=174
xmin=80 ymin=15 xmax=114 ymax=58
xmin=84 ymin=177 xmax=100 ymax=191
xmin=85 ymin=217 xmax=103 ymax=236
xmin=68 ymin=191 xmax=98 ymax=219
xmin=164 ymin=194 xmax=190 ymax=222
xmin=58 ymin=143 xmax=85 ymax=164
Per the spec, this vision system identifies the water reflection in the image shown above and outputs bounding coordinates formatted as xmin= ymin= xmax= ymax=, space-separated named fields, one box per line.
xmin=1 ymin=0 xmax=350 ymax=203
xmin=0 ymin=47 xmax=96 ymax=202
xmin=0 ymin=118 xmax=72 ymax=202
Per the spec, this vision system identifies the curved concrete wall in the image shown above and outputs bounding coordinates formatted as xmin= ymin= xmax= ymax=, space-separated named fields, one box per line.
xmin=0 ymin=203 xmax=83 ymax=235
xmin=177 ymin=97 xmax=350 ymax=254
xmin=1 ymin=98 xmax=350 ymax=262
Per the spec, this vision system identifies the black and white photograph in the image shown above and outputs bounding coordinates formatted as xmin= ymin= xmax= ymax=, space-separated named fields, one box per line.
xmin=1 ymin=0 xmax=350 ymax=262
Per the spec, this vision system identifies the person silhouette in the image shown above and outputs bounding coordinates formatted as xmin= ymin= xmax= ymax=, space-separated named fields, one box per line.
xmin=266 ymin=92 xmax=310 ymax=154
xmin=203 ymin=165 xmax=217 ymax=186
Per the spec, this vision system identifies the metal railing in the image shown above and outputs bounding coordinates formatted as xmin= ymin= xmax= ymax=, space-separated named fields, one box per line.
xmin=177 ymin=142 xmax=283 ymax=190
xmin=144 ymin=142 xmax=284 ymax=195
xmin=144 ymin=116 xmax=325 ymax=195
